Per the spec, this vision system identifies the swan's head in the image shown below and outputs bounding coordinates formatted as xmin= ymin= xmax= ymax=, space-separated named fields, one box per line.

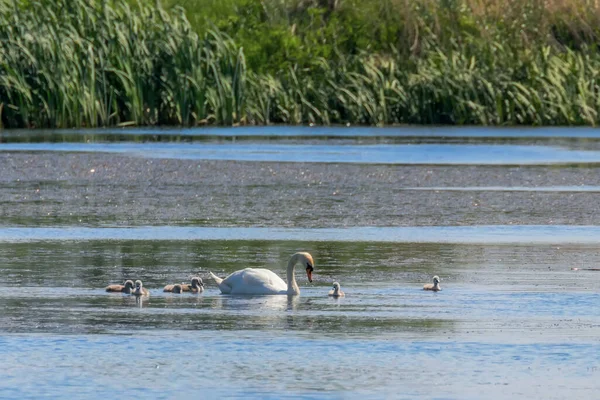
xmin=191 ymin=277 xmax=204 ymax=288
xmin=332 ymin=282 xmax=341 ymax=290
xmin=302 ymin=253 xmax=314 ymax=283
xmin=135 ymin=280 xmax=143 ymax=290
xmin=432 ymin=276 xmax=440 ymax=285
xmin=124 ymin=280 xmax=135 ymax=289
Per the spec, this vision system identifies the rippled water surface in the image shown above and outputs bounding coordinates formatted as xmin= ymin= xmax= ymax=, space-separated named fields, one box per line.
xmin=1 ymin=127 xmax=600 ymax=399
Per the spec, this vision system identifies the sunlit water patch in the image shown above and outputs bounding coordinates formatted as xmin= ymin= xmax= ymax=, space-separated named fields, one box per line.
xmin=3 ymin=126 xmax=600 ymax=165
xmin=3 ymin=142 xmax=600 ymax=165
xmin=1 ymin=225 xmax=600 ymax=244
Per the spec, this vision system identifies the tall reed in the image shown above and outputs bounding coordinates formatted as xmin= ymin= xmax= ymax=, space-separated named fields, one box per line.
xmin=2 ymin=0 xmax=600 ymax=127
xmin=0 ymin=0 xmax=246 ymax=128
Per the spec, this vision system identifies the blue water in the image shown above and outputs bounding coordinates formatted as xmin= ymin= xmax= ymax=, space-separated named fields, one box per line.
xmin=3 ymin=142 xmax=600 ymax=165
xmin=1 ymin=225 xmax=600 ymax=244
xmin=2 ymin=126 xmax=600 ymax=398
xmin=7 ymin=125 xmax=600 ymax=138
xmin=1 ymin=333 xmax=598 ymax=399
xmin=2 ymin=126 xmax=600 ymax=165
xmin=2 ymin=235 xmax=600 ymax=398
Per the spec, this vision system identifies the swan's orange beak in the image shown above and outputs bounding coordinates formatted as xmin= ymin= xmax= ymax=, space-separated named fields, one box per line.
xmin=306 ymin=265 xmax=313 ymax=283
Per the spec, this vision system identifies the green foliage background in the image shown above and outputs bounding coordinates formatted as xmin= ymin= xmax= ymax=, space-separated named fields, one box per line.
xmin=2 ymin=0 xmax=600 ymax=127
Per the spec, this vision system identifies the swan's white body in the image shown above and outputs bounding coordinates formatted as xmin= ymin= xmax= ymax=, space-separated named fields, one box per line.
xmin=209 ymin=252 xmax=314 ymax=295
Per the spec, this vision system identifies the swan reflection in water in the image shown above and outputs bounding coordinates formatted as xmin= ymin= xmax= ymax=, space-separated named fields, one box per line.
xmin=104 ymin=292 xmax=149 ymax=308
xmin=135 ymin=295 xmax=149 ymax=308
xmin=200 ymin=294 xmax=315 ymax=330
xmin=207 ymin=293 xmax=301 ymax=312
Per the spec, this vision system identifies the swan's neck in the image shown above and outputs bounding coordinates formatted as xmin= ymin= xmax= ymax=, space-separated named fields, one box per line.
xmin=286 ymin=255 xmax=300 ymax=295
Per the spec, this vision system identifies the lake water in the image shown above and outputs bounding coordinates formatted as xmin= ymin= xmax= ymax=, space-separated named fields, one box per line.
xmin=1 ymin=126 xmax=600 ymax=399
xmin=3 ymin=126 xmax=600 ymax=165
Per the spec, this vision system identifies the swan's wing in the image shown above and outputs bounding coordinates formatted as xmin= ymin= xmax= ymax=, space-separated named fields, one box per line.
xmin=223 ymin=268 xmax=287 ymax=294
xmin=241 ymin=268 xmax=284 ymax=286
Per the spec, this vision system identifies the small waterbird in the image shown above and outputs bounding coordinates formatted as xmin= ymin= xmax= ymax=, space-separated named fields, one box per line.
xmin=105 ymin=280 xmax=135 ymax=294
xmin=132 ymin=280 xmax=150 ymax=297
xmin=328 ymin=282 xmax=345 ymax=297
xmin=163 ymin=277 xmax=204 ymax=293
xmin=423 ymin=276 xmax=441 ymax=291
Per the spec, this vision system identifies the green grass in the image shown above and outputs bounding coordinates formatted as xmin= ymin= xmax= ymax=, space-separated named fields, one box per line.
xmin=2 ymin=0 xmax=600 ymax=128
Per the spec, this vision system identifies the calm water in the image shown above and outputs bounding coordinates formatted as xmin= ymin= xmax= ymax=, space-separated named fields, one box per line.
xmin=2 ymin=225 xmax=600 ymax=244
xmin=5 ymin=142 xmax=600 ymax=164
xmin=2 ymin=126 xmax=600 ymax=165
xmin=1 ymin=126 xmax=600 ymax=399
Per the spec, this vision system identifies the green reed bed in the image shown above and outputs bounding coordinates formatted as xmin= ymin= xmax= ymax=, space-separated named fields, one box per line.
xmin=0 ymin=0 xmax=246 ymax=127
xmin=2 ymin=0 xmax=600 ymax=128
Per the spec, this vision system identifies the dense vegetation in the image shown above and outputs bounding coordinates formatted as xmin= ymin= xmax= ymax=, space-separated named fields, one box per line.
xmin=2 ymin=0 xmax=600 ymax=128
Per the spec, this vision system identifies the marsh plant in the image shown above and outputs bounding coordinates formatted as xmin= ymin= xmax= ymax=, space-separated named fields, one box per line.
xmin=0 ymin=0 xmax=246 ymax=128
xmin=2 ymin=0 xmax=600 ymax=128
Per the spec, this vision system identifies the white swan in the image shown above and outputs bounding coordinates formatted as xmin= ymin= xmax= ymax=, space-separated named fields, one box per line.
xmin=209 ymin=252 xmax=314 ymax=295
xmin=328 ymin=282 xmax=345 ymax=297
